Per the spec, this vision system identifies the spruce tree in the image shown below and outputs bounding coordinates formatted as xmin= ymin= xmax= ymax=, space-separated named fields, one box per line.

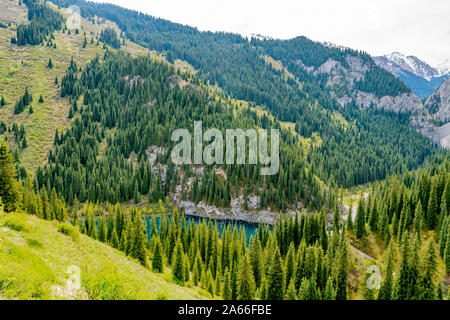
xmin=110 ymin=227 xmax=119 ymax=248
xmin=237 ymin=253 xmax=256 ymax=300
xmin=285 ymin=279 xmax=297 ymax=300
xmin=152 ymin=237 xmax=164 ymax=273
xmin=98 ymin=217 xmax=108 ymax=242
xmin=297 ymin=277 xmax=310 ymax=300
xmin=266 ymin=247 xmax=285 ymax=300
xmin=378 ymin=241 xmax=394 ymax=300
xmin=206 ymin=269 xmax=214 ymax=297
xmin=394 ymin=234 xmax=410 ymax=300
xmin=285 ymin=243 xmax=296 ymax=290
xmin=426 ymin=179 xmax=438 ymax=230
xmin=444 ymin=231 xmax=450 ymax=274
xmin=413 ymin=201 xmax=423 ymax=239
xmin=323 ymin=277 xmax=336 ymax=300
xmin=0 ymin=140 xmax=20 ymax=212
xmin=133 ymin=217 xmax=148 ymax=266
xmin=222 ymin=268 xmax=232 ymax=300
xmin=355 ymin=197 xmax=366 ymax=238
xmin=335 ymin=230 xmax=349 ymax=300
xmin=172 ymin=238 xmax=185 ymax=285
xmin=230 ymin=260 xmax=238 ymax=300
xmin=418 ymin=238 xmax=437 ymax=300
xmin=249 ymin=238 xmax=263 ymax=288
xmin=215 ymin=270 xmax=222 ymax=297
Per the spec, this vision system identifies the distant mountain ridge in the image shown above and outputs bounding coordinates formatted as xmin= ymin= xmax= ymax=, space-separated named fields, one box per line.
xmin=374 ymin=52 xmax=450 ymax=98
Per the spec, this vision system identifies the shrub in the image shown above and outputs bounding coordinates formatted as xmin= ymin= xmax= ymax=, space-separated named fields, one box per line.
xmin=57 ymin=223 xmax=80 ymax=242
xmin=4 ymin=215 xmax=31 ymax=232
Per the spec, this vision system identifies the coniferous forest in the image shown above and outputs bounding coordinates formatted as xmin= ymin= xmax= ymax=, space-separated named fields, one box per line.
xmin=0 ymin=0 xmax=449 ymax=304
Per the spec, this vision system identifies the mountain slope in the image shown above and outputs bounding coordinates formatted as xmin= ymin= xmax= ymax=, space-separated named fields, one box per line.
xmin=0 ymin=0 xmax=150 ymax=173
xmin=0 ymin=211 xmax=209 ymax=299
xmin=46 ymin=0 xmax=442 ymax=189
xmin=424 ymin=78 xmax=450 ymax=148
xmin=374 ymin=52 xmax=450 ymax=98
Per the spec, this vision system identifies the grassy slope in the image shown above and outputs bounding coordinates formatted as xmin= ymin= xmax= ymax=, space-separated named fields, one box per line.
xmin=0 ymin=212 xmax=209 ymax=300
xmin=0 ymin=0 xmax=151 ymax=173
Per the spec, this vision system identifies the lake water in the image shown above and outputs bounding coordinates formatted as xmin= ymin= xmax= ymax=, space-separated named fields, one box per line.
xmin=144 ymin=215 xmax=265 ymax=243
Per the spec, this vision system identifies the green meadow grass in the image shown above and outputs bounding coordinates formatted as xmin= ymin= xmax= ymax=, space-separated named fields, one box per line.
xmin=0 ymin=212 xmax=210 ymax=300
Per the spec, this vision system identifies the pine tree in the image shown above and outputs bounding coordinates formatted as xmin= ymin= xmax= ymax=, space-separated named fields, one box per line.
xmin=237 ymin=253 xmax=256 ymax=300
xmin=346 ymin=203 xmax=353 ymax=231
xmin=285 ymin=243 xmax=296 ymax=290
xmin=0 ymin=140 xmax=20 ymax=212
xmin=80 ymin=222 xmax=87 ymax=235
xmin=0 ymin=96 xmax=5 ymax=106
xmin=48 ymin=58 xmax=53 ymax=69
xmin=110 ymin=227 xmax=119 ymax=248
xmin=38 ymin=95 xmax=44 ymax=103
xmin=184 ymin=254 xmax=190 ymax=282
xmin=355 ymin=197 xmax=366 ymax=238
xmin=394 ymin=234 xmax=410 ymax=300
xmin=131 ymin=212 xmax=148 ymax=267
xmin=152 ymin=236 xmax=164 ymax=273
xmin=98 ymin=217 xmax=108 ymax=242
xmin=133 ymin=184 xmax=140 ymax=204
xmin=285 ymin=279 xmax=297 ymax=300
xmin=206 ymin=269 xmax=214 ymax=297
xmin=426 ymin=178 xmax=438 ymax=230
xmin=444 ymin=231 xmax=450 ymax=274
xmin=230 ymin=260 xmax=238 ymax=300
xmin=361 ymin=265 xmax=376 ymax=300
xmin=418 ymin=239 xmax=437 ymax=300
xmin=193 ymin=250 xmax=202 ymax=285
xmin=172 ymin=238 xmax=185 ymax=285
xmin=413 ymin=201 xmax=423 ymax=239
xmin=335 ymin=230 xmax=349 ymax=300
xmin=249 ymin=238 xmax=263 ymax=288
xmin=323 ymin=277 xmax=336 ymax=300
xmin=435 ymin=283 xmax=443 ymax=300
xmin=215 ymin=270 xmax=222 ymax=297
xmin=333 ymin=201 xmax=340 ymax=232
xmin=266 ymin=246 xmax=285 ymax=300
xmin=222 ymin=268 xmax=232 ymax=300
xmin=297 ymin=277 xmax=310 ymax=300
xmin=378 ymin=241 xmax=394 ymax=300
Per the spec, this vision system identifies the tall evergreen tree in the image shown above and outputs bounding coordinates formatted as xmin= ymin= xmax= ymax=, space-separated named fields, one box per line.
xmin=266 ymin=247 xmax=285 ymax=300
xmin=378 ymin=241 xmax=395 ymax=300
xmin=0 ymin=140 xmax=20 ymax=212
xmin=237 ymin=253 xmax=256 ymax=300
xmin=172 ymin=238 xmax=185 ymax=285
xmin=355 ymin=197 xmax=366 ymax=239
xmin=426 ymin=179 xmax=438 ymax=230
xmin=152 ymin=237 xmax=164 ymax=273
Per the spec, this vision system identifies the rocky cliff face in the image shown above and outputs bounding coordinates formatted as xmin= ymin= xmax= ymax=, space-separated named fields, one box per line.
xmin=303 ymin=54 xmax=424 ymax=114
xmin=420 ymin=78 xmax=450 ymax=148
xmin=425 ymin=78 xmax=450 ymax=122
xmin=297 ymin=53 xmax=450 ymax=148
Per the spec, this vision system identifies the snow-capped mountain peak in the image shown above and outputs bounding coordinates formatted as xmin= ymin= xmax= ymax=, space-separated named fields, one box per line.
xmin=437 ymin=59 xmax=450 ymax=76
xmin=378 ymin=52 xmax=440 ymax=81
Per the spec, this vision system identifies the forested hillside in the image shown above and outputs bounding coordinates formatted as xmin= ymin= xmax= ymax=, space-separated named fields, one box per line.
xmin=48 ymin=0 xmax=441 ymax=188
xmin=36 ymin=51 xmax=324 ymax=212
xmin=0 ymin=0 xmax=449 ymax=301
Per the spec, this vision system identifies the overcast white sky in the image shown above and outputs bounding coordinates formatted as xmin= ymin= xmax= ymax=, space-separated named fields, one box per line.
xmin=92 ymin=0 xmax=450 ymax=66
